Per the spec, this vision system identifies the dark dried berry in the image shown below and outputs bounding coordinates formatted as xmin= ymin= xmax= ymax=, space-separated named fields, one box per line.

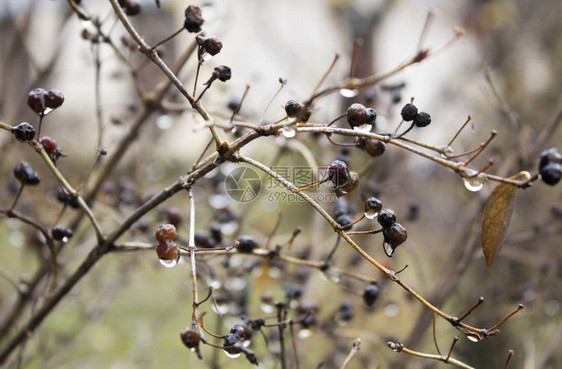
xmin=298 ymin=106 xmax=313 ymax=122
xmin=328 ymin=160 xmax=349 ymax=189
xmin=11 ymin=122 xmax=35 ymax=142
xmin=212 ymin=65 xmax=232 ymax=82
xmin=184 ymin=5 xmax=204 ymax=33
xmin=194 ymin=231 xmax=216 ymax=248
xmin=346 ymin=103 xmax=368 ymax=128
xmin=27 ymin=88 xmax=47 ymax=114
xmin=156 ymin=241 xmax=179 ymax=261
xmin=400 ymin=103 xmax=418 ymax=121
xmin=198 ymin=36 xmax=222 ymax=56
xmin=414 ymin=112 xmax=431 ymax=127
xmin=155 ymin=224 xmax=178 ymax=244
xmin=209 ymin=223 xmax=222 ymax=243
xmin=286 ymin=285 xmax=303 ymax=300
xmin=51 ymin=225 xmax=73 ymax=241
xmin=180 ymin=325 xmax=202 ymax=359
xmin=356 ymin=137 xmax=386 ymax=157
xmin=166 ymin=207 xmax=183 ymax=227
xmin=366 ymin=108 xmax=377 ymax=125
xmin=44 ymin=89 xmax=64 ymax=110
xmin=237 ymin=235 xmax=258 ymax=253
xmin=56 ymin=188 xmax=80 ymax=209
xmin=13 ymin=161 xmax=40 ymax=186
xmin=383 ymin=222 xmax=407 ymax=248
xmin=539 ymin=148 xmax=562 ymax=169
xmin=118 ymin=0 xmax=128 ymax=7
xmin=334 ymin=198 xmax=349 ymax=218
xmin=377 ymin=209 xmax=396 ymax=228
xmin=336 ymin=214 xmax=354 ymax=231
xmin=539 ymin=163 xmax=562 ymax=186
xmin=284 ymin=99 xmax=302 ymax=117
xmin=365 ymin=197 xmax=382 ymax=214
xmin=228 ymin=98 xmax=240 ymax=111
xmin=338 ymin=171 xmax=359 ymax=195
xmin=363 ymin=283 xmax=380 ymax=306
xmin=125 ymin=0 xmax=141 ymax=15
xmin=391 ymin=90 xmax=402 ymax=104
xmin=339 ymin=301 xmax=354 ymax=321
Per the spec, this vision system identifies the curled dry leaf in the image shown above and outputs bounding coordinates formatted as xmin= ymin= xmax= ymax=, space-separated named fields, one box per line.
xmin=481 ymin=171 xmax=531 ymax=266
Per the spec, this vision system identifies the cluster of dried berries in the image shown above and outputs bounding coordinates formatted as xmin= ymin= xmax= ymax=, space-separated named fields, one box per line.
xmin=118 ymin=0 xmax=141 ymax=16
xmin=401 ymin=103 xmax=431 ymax=128
xmin=347 ymin=103 xmax=377 ymax=131
xmin=27 ymin=88 xmax=64 ymax=115
xmin=327 ymin=160 xmax=359 ymax=197
xmin=538 ymin=148 xmax=562 ymax=185
xmin=377 ymin=209 xmax=407 ymax=257
xmin=13 ymin=161 xmax=40 ymax=186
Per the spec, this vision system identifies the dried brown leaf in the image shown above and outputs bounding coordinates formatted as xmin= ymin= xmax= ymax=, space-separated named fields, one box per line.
xmin=481 ymin=172 xmax=530 ymax=266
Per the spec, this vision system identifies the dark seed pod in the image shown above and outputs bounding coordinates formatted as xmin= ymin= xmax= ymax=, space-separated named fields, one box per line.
xmin=539 ymin=163 xmax=562 ymax=186
xmin=414 ymin=112 xmax=431 ymax=127
xmin=201 ymin=36 xmax=223 ymax=56
xmin=328 ymin=160 xmax=349 ymax=189
xmin=180 ymin=325 xmax=202 ymax=359
xmin=363 ymin=283 xmax=380 ymax=306
xmin=237 ymin=235 xmax=258 ymax=253
xmin=377 ymin=209 xmax=396 ymax=228
xmin=400 ymin=103 xmax=418 ymax=121
xmin=383 ymin=222 xmax=408 ymax=248
xmin=212 ymin=65 xmax=232 ymax=82
xmin=336 ymin=214 xmax=354 ymax=231
xmin=44 ymin=89 xmax=64 ymax=110
xmin=284 ymin=99 xmax=302 ymax=117
xmin=11 ymin=122 xmax=35 ymax=142
xmin=27 ymin=88 xmax=47 ymax=114
xmin=346 ymin=103 xmax=368 ymax=128
xmin=51 ymin=225 xmax=73 ymax=241
xmin=365 ymin=197 xmax=382 ymax=214
xmin=13 ymin=161 xmax=40 ymax=186
xmin=56 ymin=188 xmax=80 ymax=209
xmin=184 ymin=5 xmax=204 ymax=33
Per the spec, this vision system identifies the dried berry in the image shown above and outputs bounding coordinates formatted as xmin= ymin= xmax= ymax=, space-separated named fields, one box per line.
xmin=209 ymin=223 xmax=222 ymax=243
xmin=212 ymin=65 xmax=232 ymax=82
xmin=539 ymin=163 xmax=562 ymax=186
xmin=414 ymin=112 xmax=431 ymax=127
xmin=539 ymin=148 xmax=562 ymax=169
xmin=337 ymin=171 xmax=359 ymax=196
xmin=346 ymin=103 xmax=375 ymax=129
xmin=356 ymin=137 xmax=386 ymax=157
xmin=39 ymin=136 xmax=62 ymax=162
xmin=44 ymin=89 xmax=64 ymax=109
xmin=336 ymin=214 xmax=354 ymax=231
xmin=125 ymin=0 xmax=141 ymax=16
xmin=56 ymin=188 xmax=80 ymax=209
xmin=198 ymin=36 xmax=222 ymax=56
xmin=184 ymin=5 xmax=204 ymax=33
xmin=400 ymin=103 xmax=418 ymax=121
xmin=383 ymin=222 xmax=407 ymax=249
xmin=237 ymin=235 xmax=258 ymax=253
xmin=338 ymin=301 xmax=354 ymax=321
xmin=156 ymin=240 xmax=179 ymax=261
xmin=51 ymin=225 xmax=73 ymax=241
xmin=194 ymin=231 xmax=216 ymax=248
xmin=328 ymin=160 xmax=349 ymax=189
xmin=377 ymin=209 xmax=396 ymax=228
xmin=363 ymin=283 xmax=380 ymax=306
xmin=155 ymin=224 xmax=178 ymax=244
xmin=365 ymin=197 xmax=382 ymax=214
xmin=180 ymin=325 xmax=202 ymax=359
xmin=11 ymin=122 xmax=35 ymax=142
xmin=284 ymin=99 xmax=302 ymax=117
xmin=27 ymin=88 xmax=47 ymax=114
xmin=13 ymin=161 xmax=40 ymax=186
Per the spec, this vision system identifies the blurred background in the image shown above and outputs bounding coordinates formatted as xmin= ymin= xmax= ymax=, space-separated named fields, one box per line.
xmin=0 ymin=0 xmax=561 ymax=368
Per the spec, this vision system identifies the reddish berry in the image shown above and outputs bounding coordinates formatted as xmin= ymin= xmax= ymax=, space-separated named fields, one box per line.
xmin=44 ymin=89 xmax=64 ymax=109
xmin=27 ymin=88 xmax=47 ymax=114
xmin=156 ymin=241 xmax=179 ymax=261
xmin=39 ymin=136 xmax=57 ymax=155
xmin=155 ymin=224 xmax=178 ymax=244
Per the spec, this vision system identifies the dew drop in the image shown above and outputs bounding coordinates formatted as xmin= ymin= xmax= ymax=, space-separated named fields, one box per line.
xmin=384 ymin=303 xmax=399 ymax=317
xmin=43 ymin=107 xmax=54 ymax=116
xmin=383 ymin=242 xmax=395 ymax=257
xmin=190 ymin=348 xmax=197 ymax=353
xmin=223 ymin=350 xmax=241 ymax=359
xmin=440 ymin=145 xmax=454 ymax=158
xmin=159 ymin=258 xmax=178 ymax=268
xmin=353 ymin=124 xmax=372 ymax=133
xmin=466 ymin=334 xmax=480 ymax=342
xmin=209 ymin=280 xmax=222 ymax=289
xmin=243 ymin=340 xmax=251 ymax=348
xmin=202 ymin=52 xmax=212 ymax=62
xmin=364 ymin=211 xmax=378 ymax=220
xmin=282 ymin=126 xmax=296 ymax=138
xmin=339 ymin=88 xmax=358 ymax=98
xmin=462 ymin=171 xmax=486 ymax=192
